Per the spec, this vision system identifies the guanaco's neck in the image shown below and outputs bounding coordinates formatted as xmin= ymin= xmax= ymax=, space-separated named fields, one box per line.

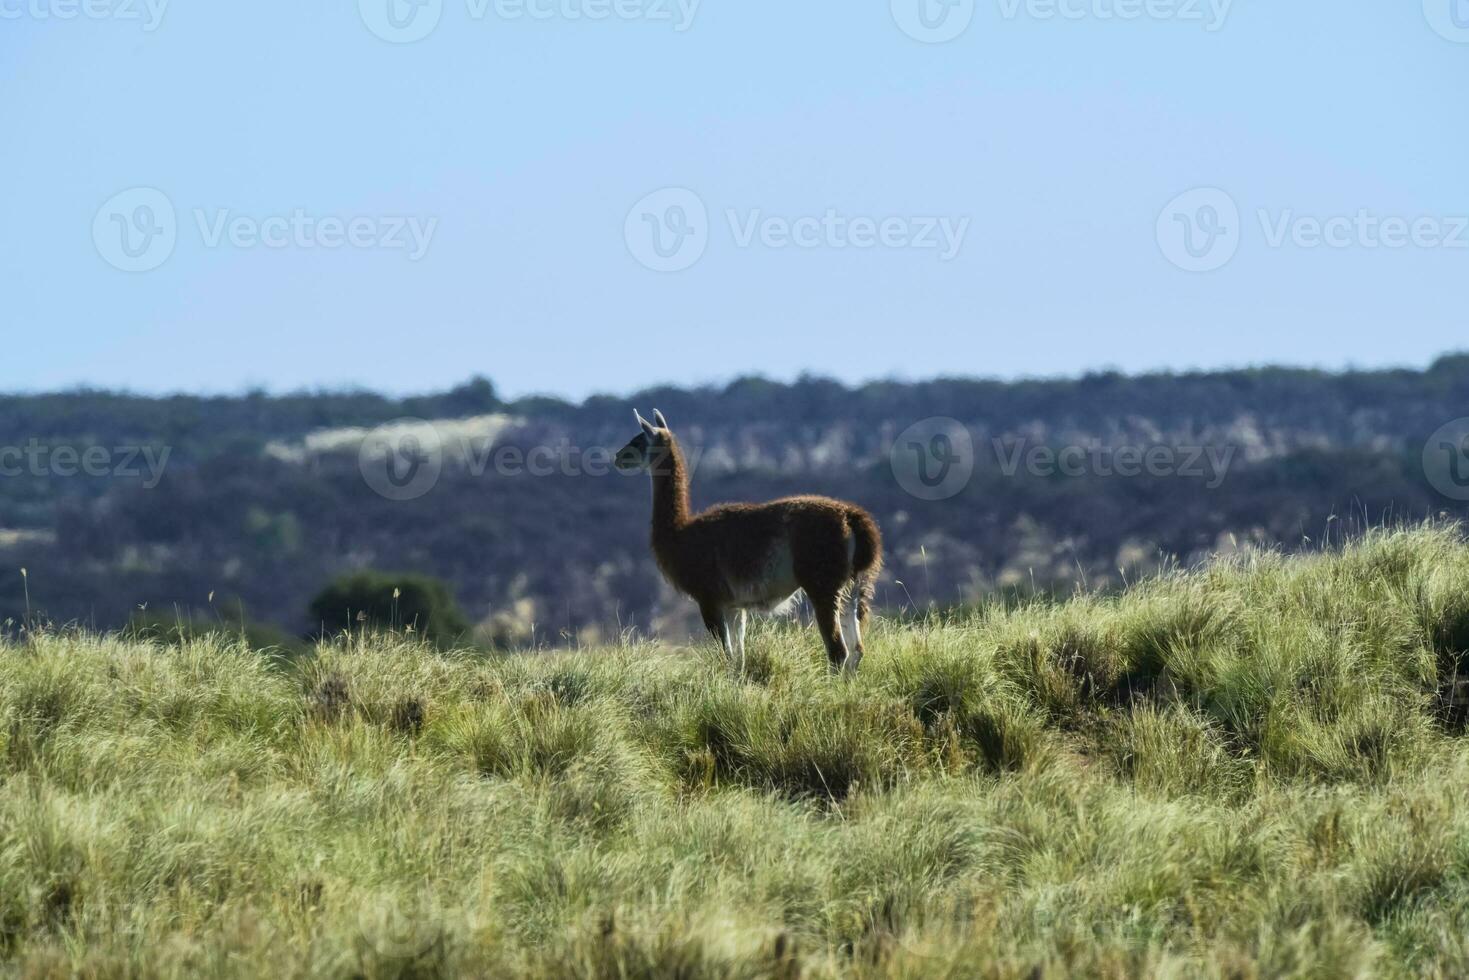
xmin=649 ymin=435 xmax=691 ymax=548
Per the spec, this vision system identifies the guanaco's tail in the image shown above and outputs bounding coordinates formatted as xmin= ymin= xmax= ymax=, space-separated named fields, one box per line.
xmin=848 ymin=507 xmax=882 ymax=578
xmin=847 ymin=507 xmax=882 ymax=623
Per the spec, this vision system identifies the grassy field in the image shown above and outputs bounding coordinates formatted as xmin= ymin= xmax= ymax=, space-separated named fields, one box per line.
xmin=6 ymin=527 xmax=1469 ymax=978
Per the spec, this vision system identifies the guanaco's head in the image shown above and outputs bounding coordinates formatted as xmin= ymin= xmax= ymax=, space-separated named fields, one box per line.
xmin=615 ymin=409 xmax=671 ymax=472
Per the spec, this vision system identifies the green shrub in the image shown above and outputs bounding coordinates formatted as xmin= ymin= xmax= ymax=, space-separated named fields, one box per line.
xmin=125 ymin=607 xmax=303 ymax=658
xmin=309 ymin=570 xmax=471 ymax=648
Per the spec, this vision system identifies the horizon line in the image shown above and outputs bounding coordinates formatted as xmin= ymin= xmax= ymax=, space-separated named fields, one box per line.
xmin=2 ymin=351 xmax=1466 ymax=406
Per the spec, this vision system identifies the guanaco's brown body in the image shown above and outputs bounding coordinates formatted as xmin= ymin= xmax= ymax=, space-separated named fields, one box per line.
xmin=617 ymin=410 xmax=882 ymax=673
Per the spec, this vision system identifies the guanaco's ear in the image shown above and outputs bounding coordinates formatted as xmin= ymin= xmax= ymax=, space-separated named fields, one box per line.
xmin=635 ymin=409 xmax=657 ymax=437
xmin=652 ymin=409 xmax=668 ymax=430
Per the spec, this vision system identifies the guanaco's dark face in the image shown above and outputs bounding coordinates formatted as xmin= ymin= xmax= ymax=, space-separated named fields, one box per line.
xmin=615 ymin=430 xmax=654 ymax=471
xmin=616 ymin=409 xmax=669 ymax=472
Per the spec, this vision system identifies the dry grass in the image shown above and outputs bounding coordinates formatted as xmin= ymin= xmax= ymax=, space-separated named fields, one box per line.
xmin=5 ymin=525 xmax=1469 ymax=977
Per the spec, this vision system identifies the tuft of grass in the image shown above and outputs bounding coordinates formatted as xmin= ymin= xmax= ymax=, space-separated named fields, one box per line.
xmin=4 ymin=524 xmax=1469 ymax=976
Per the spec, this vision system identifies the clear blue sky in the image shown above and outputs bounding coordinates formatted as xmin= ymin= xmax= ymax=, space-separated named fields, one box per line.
xmin=3 ymin=1 xmax=1466 ymax=399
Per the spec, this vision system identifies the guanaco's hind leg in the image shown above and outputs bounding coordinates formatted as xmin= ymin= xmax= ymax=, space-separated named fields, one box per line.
xmin=810 ymin=592 xmax=849 ymax=674
xmin=842 ymin=579 xmax=866 ymax=674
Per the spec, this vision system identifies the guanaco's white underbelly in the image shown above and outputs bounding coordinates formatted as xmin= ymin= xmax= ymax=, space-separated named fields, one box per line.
xmin=722 ymin=538 xmax=800 ymax=612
